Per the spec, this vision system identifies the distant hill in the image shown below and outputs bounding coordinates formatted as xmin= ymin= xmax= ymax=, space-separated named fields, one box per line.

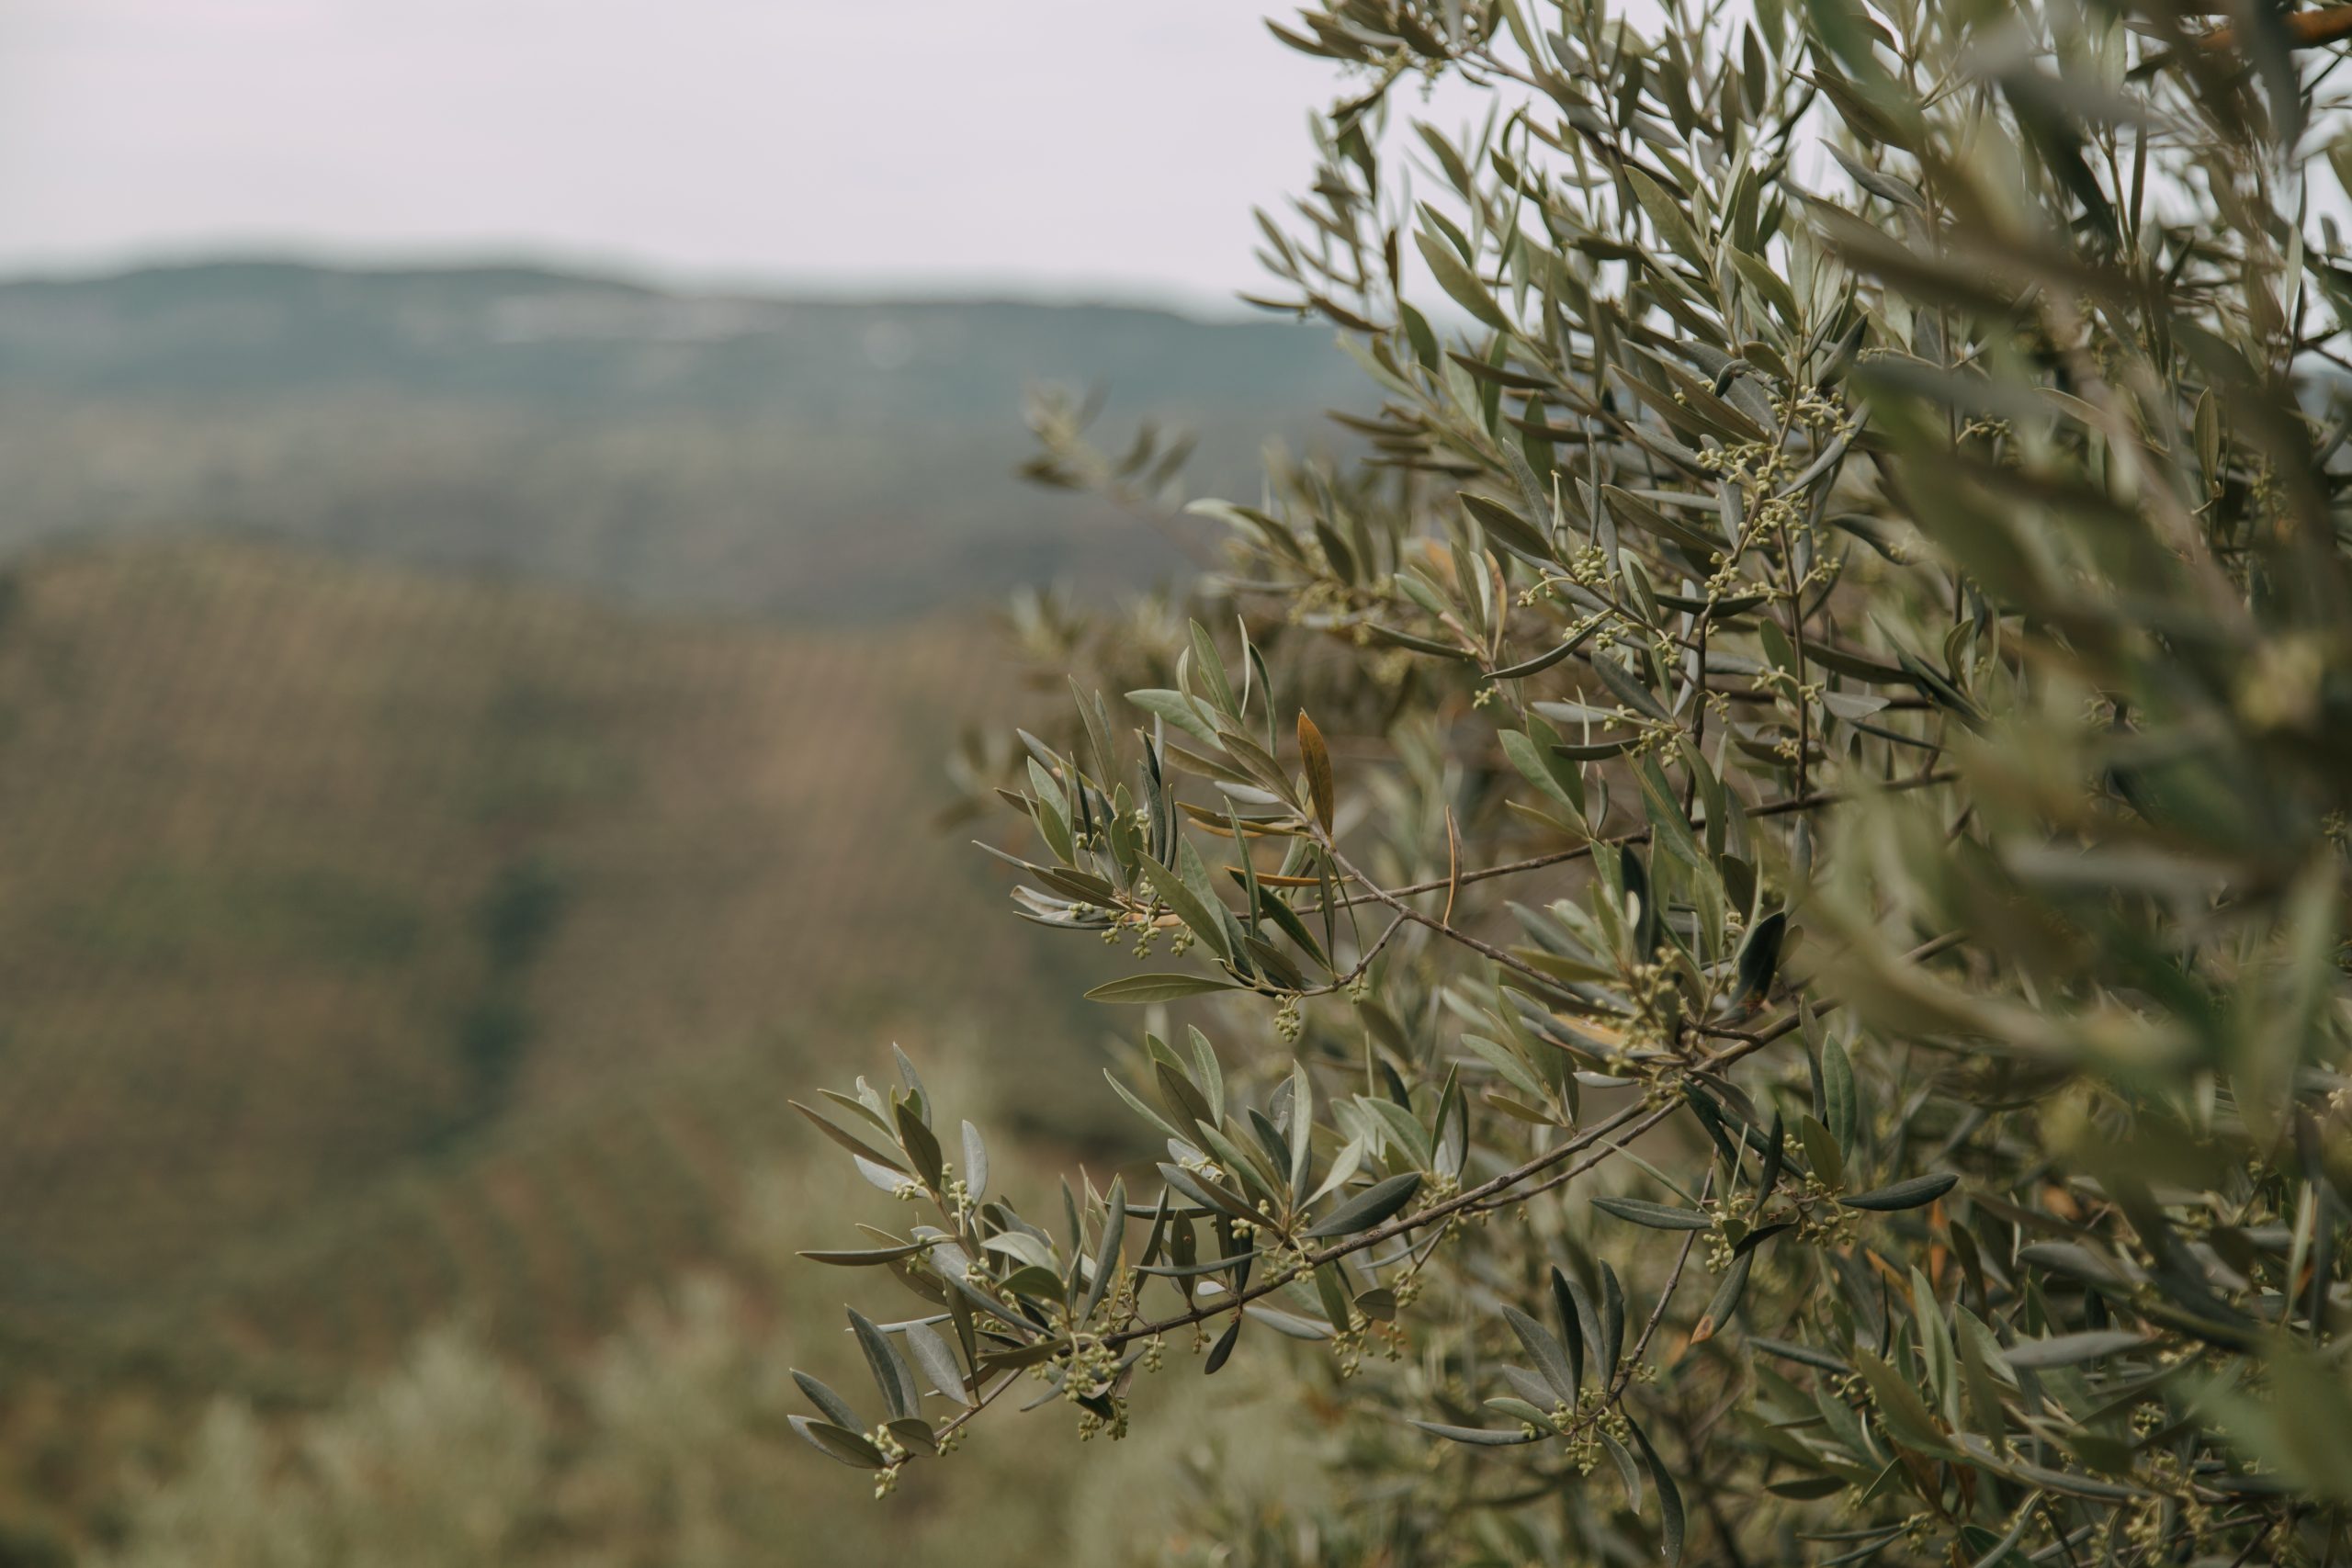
xmin=0 ymin=260 xmax=1363 ymax=619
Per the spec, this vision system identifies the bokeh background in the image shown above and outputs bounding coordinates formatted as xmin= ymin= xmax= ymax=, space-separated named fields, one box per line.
xmin=0 ymin=4 xmax=1389 ymax=1562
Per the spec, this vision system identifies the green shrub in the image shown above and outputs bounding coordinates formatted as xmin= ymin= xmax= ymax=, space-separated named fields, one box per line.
xmin=792 ymin=2 xmax=2352 ymax=1562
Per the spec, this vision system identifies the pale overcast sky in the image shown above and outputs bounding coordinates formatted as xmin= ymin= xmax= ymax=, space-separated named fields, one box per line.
xmin=0 ymin=0 xmax=1408 ymax=310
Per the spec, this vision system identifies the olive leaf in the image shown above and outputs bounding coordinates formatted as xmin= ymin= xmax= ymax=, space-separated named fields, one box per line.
xmin=1296 ymin=709 xmax=1336 ymax=832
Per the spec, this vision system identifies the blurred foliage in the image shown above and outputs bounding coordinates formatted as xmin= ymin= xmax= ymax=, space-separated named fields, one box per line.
xmin=82 ymin=1059 xmax=1114 ymax=1568
xmin=782 ymin=0 xmax=2352 ymax=1563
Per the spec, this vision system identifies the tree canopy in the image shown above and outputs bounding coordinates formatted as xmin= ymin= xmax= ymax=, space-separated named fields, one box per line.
xmin=793 ymin=2 xmax=2352 ymax=1562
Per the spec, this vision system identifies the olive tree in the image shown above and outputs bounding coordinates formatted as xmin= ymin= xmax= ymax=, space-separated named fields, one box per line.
xmin=792 ymin=2 xmax=2352 ymax=1562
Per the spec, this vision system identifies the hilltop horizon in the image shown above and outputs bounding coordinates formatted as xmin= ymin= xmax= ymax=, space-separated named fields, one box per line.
xmin=0 ymin=247 xmax=1283 ymax=324
xmin=0 ymin=253 xmax=1368 ymax=622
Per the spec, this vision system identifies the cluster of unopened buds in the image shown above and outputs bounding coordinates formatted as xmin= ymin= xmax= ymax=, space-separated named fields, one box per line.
xmin=942 ymin=1174 xmax=974 ymax=1222
xmin=1330 ymin=1313 xmax=1371 ymax=1378
xmin=1695 ymin=435 xmax=1790 ymax=493
xmin=1704 ymin=1192 xmax=1755 ymax=1270
xmin=1749 ymin=662 xmax=1819 ymax=708
xmin=1704 ymin=559 xmax=1759 ymax=601
xmin=2146 ymin=1454 xmax=2214 ymax=1552
xmin=1775 ymin=388 xmax=1852 ymax=436
xmin=1075 ymin=1401 xmax=1130 ymax=1442
xmin=867 ymin=1427 xmax=910 ymax=1499
xmin=1793 ymin=1176 xmax=1857 ymax=1246
xmin=2122 ymin=1493 xmax=2169 ymax=1552
xmin=1748 ymin=492 xmax=1802 ymax=546
xmin=1554 ymin=1388 xmax=1630 ymax=1471
xmin=1099 ymin=910 xmax=1158 ymax=954
xmin=1053 ymin=1334 xmax=1121 ymax=1401
xmin=1274 ymin=993 xmax=1305 ymax=1043
xmin=1620 ymin=960 xmax=1674 ymax=1050
xmin=1261 ymin=1230 xmax=1311 ymax=1277
xmin=1623 ymin=719 xmax=1676 ymax=762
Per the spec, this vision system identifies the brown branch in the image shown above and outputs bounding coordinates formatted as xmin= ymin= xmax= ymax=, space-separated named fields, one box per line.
xmin=1305 ymin=769 xmax=1958 ymax=915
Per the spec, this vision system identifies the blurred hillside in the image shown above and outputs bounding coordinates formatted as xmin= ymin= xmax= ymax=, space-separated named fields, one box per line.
xmin=0 ymin=260 xmax=1360 ymax=619
xmin=0 ymin=260 xmax=1351 ymax=1559
xmin=0 ymin=540 xmax=1136 ymax=1544
xmin=0 ymin=537 xmax=1124 ymax=1352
